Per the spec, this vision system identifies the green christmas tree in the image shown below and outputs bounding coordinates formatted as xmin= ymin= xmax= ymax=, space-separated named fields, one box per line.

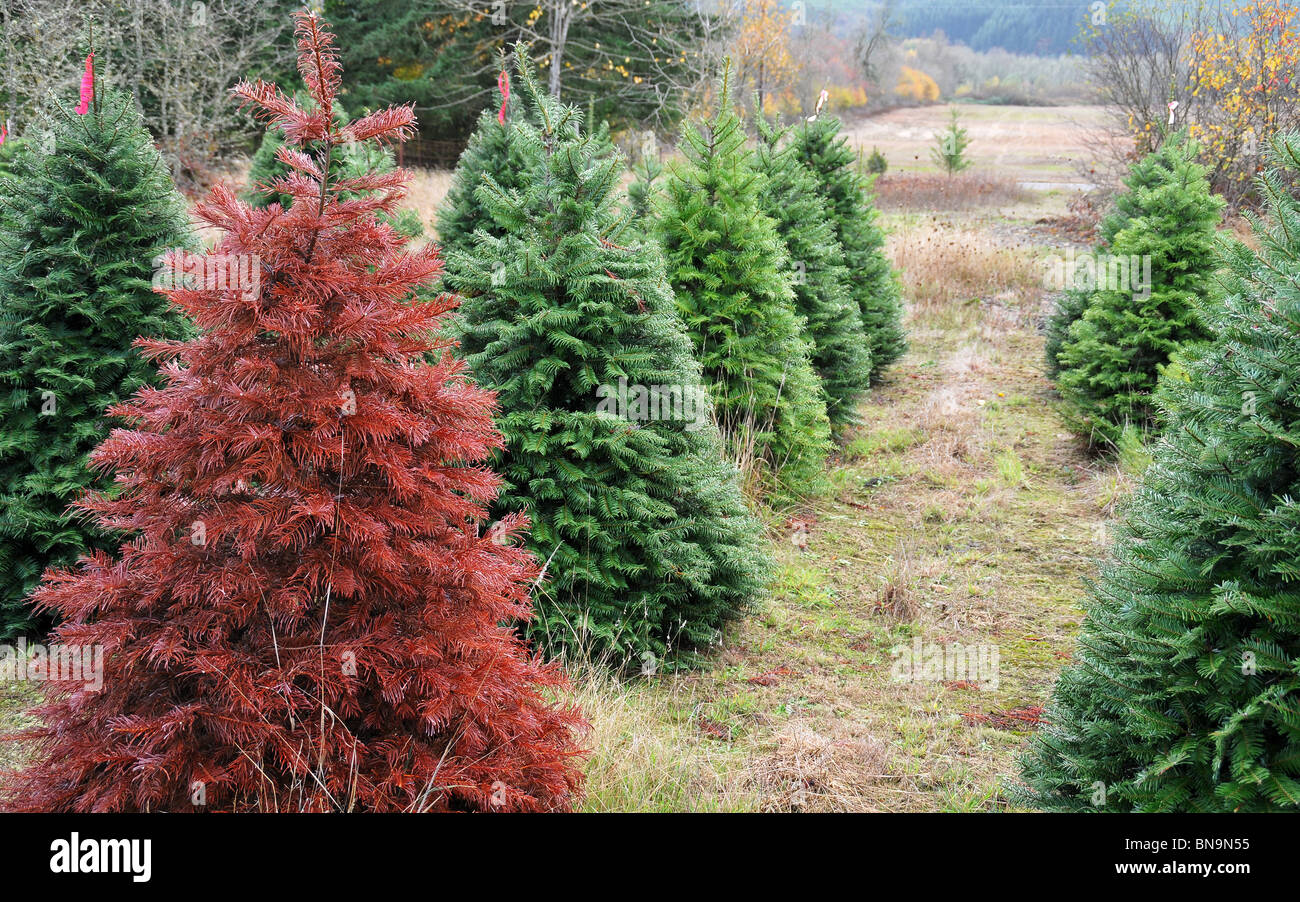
xmin=1044 ymin=132 xmax=1209 ymax=378
xmin=446 ymin=49 xmax=768 ymax=665
xmin=755 ymin=111 xmax=872 ymax=426
xmin=0 ymin=91 xmax=194 ymax=638
xmin=1054 ymin=134 xmax=1223 ymax=447
xmin=244 ymin=94 xmax=422 ymax=239
xmin=655 ymin=70 xmax=831 ymax=499
xmin=791 ymin=112 xmax=905 ymax=381
xmin=1020 ymin=134 xmax=1300 ymax=812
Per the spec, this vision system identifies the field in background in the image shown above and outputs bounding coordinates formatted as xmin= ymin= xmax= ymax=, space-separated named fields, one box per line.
xmin=848 ymin=104 xmax=1108 ymax=183
xmin=1 ymin=105 xmax=1129 ymax=811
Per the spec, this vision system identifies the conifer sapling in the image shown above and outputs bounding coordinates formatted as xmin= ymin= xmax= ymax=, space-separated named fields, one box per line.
xmin=1054 ymin=133 xmax=1223 ymax=447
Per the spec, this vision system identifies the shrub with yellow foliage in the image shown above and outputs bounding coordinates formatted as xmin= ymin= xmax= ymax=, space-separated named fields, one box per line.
xmin=895 ymin=65 xmax=940 ymax=103
xmin=1188 ymin=0 xmax=1300 ymax=207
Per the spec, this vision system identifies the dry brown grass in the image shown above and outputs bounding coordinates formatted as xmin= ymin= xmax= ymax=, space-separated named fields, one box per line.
xmin=875 ymin=172 xmax=1031 ymax=211
xmin=889 ymin=224 xmax=1044 ymax=320
xmin=562 ymin=658 xmax=763 ymax=812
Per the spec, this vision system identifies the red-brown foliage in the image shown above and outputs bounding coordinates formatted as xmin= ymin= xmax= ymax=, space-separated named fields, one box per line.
xmin=0 ymin=12 xmax=585 ymax=812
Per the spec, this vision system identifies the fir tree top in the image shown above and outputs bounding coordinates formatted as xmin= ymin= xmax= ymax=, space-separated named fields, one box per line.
xmin=437 ymin=74 xmax=533 ymax=267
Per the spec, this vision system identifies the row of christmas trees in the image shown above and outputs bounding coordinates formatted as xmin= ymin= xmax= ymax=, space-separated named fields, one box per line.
xmin=0 ymin=47 xmax=905 ymax=670
xmin=0 ymin=12 xmax=900 ymax=810
xmin=1023 ymin=132 xmax=1300 ymax=810
xmin=428 ymin=58 xmax=904 ymax=663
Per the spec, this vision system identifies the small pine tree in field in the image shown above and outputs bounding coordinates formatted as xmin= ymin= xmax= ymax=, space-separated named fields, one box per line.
xmin=866 ymin=146 xmax=887 ymax=175
xmin=0 ymin=89 xmax=194 ymax=640
xmin=656 ymin=70 xmax=831 ymax=499
xmin=930 ymin=106 xmax=972 ymax=176
xmin=447 ymin=49 xmax=768 ymax=664
xmin=244 ymin=95 xmax=423 ymax=239
xmin=755 ymin=111 xmax=872 ymax=425
xmin=792 ymin=113 xmax=906 ymax=381
xmin=437 ymin=74 xmax=531 ymax=269
xmin=1019 ymin=134 xmax=1300 ymax=812
xmin=0 ymin=13 xmax=584 ymax=813
xmin=1055 ymin=134 xmax=1223 ymax=447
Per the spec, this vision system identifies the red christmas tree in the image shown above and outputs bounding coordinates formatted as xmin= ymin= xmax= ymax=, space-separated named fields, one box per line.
xmin=0 ymin=12 xmax=585 ymax=813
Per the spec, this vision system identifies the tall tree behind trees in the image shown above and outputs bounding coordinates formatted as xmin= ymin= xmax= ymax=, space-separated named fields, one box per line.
xmin=328 ymin=0 xmax=719 ymax=142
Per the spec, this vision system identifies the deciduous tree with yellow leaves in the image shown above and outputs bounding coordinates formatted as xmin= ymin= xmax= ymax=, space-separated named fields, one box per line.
xmin=733 ymin=0 xmax=803 ymax=112
xmin=895 ymin=64 xmax=940 ymax=103
xmin=1189 ymin=0 xmax=1300 ymax=207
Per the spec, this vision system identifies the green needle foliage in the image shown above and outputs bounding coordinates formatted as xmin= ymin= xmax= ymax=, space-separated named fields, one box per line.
xmin=1055 ymin=134 xmax=1223 ymax=447
xmin=1045 ymin=130 xmax=1215 ymax=378
xmin=627 ymin=151 xmax=664 ymax=223
xmin=437 ymin=102 xmax=532 ymax=272
xmin=0 ymin=137 xmax=25 ymax=180
xmin=791 ymin=113 xmax=905 ymax=381
xmin=447 ymin=49 xmax=768 ymax=666
xmin=1020 ymin=133 xmax=1300 ymax=813
xmin=0 ymin=91 xmax=194 ymax=639
xmin=655 ymin=71 xmax=831 ymax=500
xmin=755 ymin=110 xmax=872 ymax=426
xmin=1043 ymin=286 xmax=1089 ymax=379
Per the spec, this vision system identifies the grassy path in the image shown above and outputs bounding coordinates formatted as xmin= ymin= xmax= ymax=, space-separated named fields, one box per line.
xmin=580 ymin=213 xmax=1127 ymax=811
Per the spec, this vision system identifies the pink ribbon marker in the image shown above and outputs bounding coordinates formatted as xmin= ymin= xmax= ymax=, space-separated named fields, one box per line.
xmin=75 ymin=53 xmax=94 ymax=115
xmin=497 ymin=71 xmax=510 ymax=125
